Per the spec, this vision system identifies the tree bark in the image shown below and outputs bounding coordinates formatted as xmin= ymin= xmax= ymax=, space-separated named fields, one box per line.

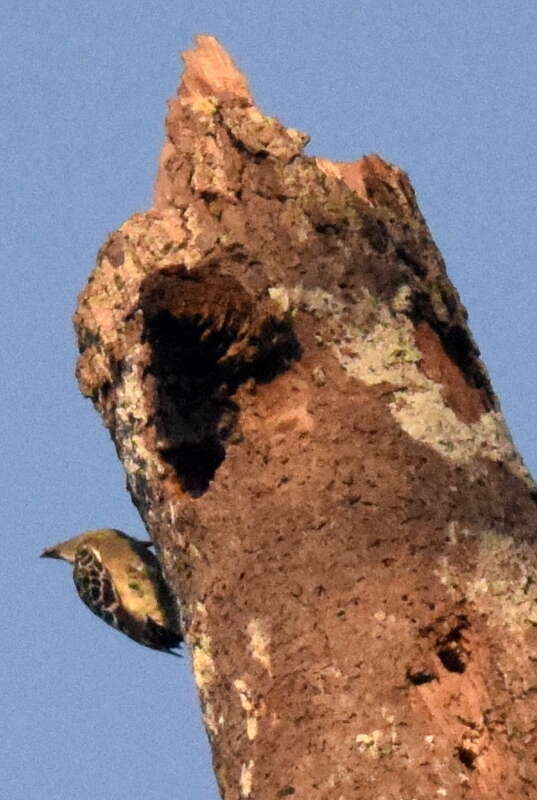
xmin=74 ymin=35 xmax=537 ymax=800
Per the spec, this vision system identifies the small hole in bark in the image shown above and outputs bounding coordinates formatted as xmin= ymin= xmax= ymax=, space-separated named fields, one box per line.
xmin=200 ymin=190 xmax=218 ymax=203
xmin=406 ymin=669 xmax=436 ymax=685
xmin=437 ymin=645 xmax=466 ymax=673
xmin=314 ymin=222 xmax=341 ymax=235
xmin=457 ymin=746 xmax=477 ymax=770
xmin=436 ymin=617 xmax=469 ymax=673
xmin=277 ymin=788 xmax=296 ymax=797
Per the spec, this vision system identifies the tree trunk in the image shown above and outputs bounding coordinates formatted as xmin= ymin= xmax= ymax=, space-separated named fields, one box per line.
xmin=74 ymin=35 xmax=537 ymax=800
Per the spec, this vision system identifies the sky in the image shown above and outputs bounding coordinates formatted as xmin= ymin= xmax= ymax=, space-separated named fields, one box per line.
xmin=1 ymin=2 xmax=536 ymax=798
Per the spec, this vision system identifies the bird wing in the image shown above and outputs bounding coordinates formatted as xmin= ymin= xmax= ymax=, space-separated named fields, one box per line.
xmin=73 ymin=545 xmax=122 ymax=630
xmin=74 ymin=544 xmax=182 ymax=655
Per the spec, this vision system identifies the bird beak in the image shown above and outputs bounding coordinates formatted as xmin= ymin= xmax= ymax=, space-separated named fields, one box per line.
xmin=40 ymin=546 xmax=60 ymax=559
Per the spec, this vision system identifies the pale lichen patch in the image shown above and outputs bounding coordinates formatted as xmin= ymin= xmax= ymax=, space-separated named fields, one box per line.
xmin=437 ymin=528 xmax=537 ymax=631
xmin=247 ymin=618 xmax=272 ymax=674
xmin=355 ymin=724 xmax=403 ymax=761
xmin=391 ymin=392 xmax=525 ymax=481
xmin=246 ymin=716 xmax=257 ymax=741
xmin=114 ymin=350 xmax=166 ymax=490
xmin=188 ymin=542 xmax=202 ymax=560
xmin=115 ymin=347 xmax=150 ymax=425
xmin=192 ymin=634 xmax=218 ymax=738
xmin=234 ymin=677 xmax=263 ymax=741
xmin=240 ymin=760 xmax=254 ymax=797
xmin=192 ymin=634 xmax=216 ymax=690
xmin=189 ymin=94 xmax=219 ymax=115
xmin=355 ymin=730 xmax=383 ymax=758
xmin=203 ymin=702 xmax=219 ymax=737
xmin=391 ymin=283 xmax=413 ymax=313
xmin=467 ymin=532 xmax=537 ymax=629
xmin=268 ymin=285 xmax=290 ymax=313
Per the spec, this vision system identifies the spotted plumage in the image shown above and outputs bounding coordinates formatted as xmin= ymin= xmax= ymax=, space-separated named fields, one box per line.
xmin=73 ymin=545 xmax=121 ymax=628
xmin=41 ymin=529 xmax=182 ymax=655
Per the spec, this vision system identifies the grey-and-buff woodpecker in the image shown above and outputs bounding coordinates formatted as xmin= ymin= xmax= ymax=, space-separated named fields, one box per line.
xmin=41 ymin=529 xmax=182 ymax=655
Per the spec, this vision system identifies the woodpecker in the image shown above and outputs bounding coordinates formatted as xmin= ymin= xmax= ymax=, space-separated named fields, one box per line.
xmin=41 ymin=529 xmax=182 ymax=656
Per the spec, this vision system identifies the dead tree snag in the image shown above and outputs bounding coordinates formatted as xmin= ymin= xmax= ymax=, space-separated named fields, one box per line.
xmin=74 ymin=35 xmax=537 ymax=800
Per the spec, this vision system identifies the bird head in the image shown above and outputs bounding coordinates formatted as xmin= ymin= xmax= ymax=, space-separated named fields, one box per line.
xmin=40 ymin=529 xmax=153 ymax=563
xmin=40 ymin=533 xmax=90 ymax=563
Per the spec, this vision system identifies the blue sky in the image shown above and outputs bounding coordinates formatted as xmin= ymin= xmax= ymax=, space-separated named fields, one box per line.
xmin=2 ymin=2 xmax=535 ymax=798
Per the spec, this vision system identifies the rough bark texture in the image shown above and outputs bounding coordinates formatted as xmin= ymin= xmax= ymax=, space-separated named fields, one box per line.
xmin=74 ymin=36 xmax=537 ymax=800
